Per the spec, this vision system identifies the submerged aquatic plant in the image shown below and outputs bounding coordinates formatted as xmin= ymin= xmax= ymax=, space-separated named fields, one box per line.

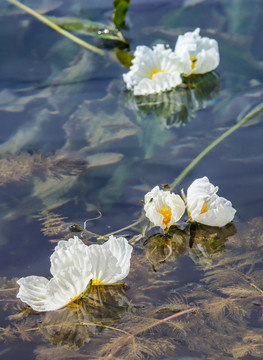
xmin=123 ymin=44 xmax=182 ymax=95
xmin=0 ymin=152 xmax=87 ymax=186
xmin=17 ymin=235 xmax=133 ymax=312
xmin=143 ymin=186 xmax=185 ymax=230
xmin=186 ymin=176 xmax=236 ymax=227
xmin=175 ymin=27 xmax=219 ymax=76
xmin=2 ymin=219 xmax=263 ymax=359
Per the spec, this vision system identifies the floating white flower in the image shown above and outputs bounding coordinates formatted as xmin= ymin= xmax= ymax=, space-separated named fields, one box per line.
xmin=144 ymin=186 xmax=185 ymax=230
xmin=86 ymin=235 xmax=133 ymax=285
xmin=123 ymin=44 xmax=182 ymax=95
xmin=50 ymin=236 xmax=90 ymax=277
xmin=17 ymin=235 xmax=133 ymax=312
xmin=175 ymin=28 xmax=219 ymax=76
xmin=186 ymin=177 xmax=236 ymax=227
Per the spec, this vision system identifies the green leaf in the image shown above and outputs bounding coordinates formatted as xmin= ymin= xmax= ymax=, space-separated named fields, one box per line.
xmin=112 ymin=0 xmax=130 ymax=29
xmin=115 ymin=47 xmax=134 ymax=68
xmin=47 ymin=16 xmax=127 ymax=43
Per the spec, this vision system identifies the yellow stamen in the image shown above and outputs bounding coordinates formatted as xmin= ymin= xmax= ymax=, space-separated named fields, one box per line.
xmin=149 ymin=67 xmax=164 ymax=80
xmin=190 ymin=55 xmax=197 ymax=70
xmin=158 ymin=204 xmax=172 ymax=227
xmin=200 ymin=202 xmax=209 ymax=215
xmin=92 ymin=279 xmax=104 ymax=286
xmin=68 ymin=295 xmax=81 ymax=308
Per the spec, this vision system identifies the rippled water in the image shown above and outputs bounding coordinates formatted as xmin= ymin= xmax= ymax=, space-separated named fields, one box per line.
xmin=0 ymin=0 xmax=263 ymax=359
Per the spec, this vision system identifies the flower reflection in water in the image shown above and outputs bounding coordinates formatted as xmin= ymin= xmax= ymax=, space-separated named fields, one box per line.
xmin=143 ymin=226 xmax=187 ymax=271
xmin=40 ymin=285 xmax=133 ymax=348
xmin=189 ymin=223 xmax=237 ymax=267
xmin=126 ymin=71 xmax=220 ymax=128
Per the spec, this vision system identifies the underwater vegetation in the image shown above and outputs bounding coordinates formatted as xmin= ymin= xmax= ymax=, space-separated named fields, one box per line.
xmin=1 ymin=217 xmax=263 ymax=359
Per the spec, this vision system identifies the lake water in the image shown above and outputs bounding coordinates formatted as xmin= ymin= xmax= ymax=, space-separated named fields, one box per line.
xmin=0 ymin=0 xmax=263 ymax=359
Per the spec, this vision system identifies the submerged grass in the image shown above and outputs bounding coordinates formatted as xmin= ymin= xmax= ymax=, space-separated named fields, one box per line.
xmin=3 ymin=218 xmax=263 ymax=359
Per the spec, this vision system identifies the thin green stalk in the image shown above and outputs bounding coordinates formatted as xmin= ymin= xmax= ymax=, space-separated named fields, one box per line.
xmin=170 ymin=103 xmax=263 ymax=189
xmin=7 ymin=0 xmax=104 ymax=55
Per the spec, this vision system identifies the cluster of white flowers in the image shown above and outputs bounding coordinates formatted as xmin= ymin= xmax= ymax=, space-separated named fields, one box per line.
xmin=123 ymin=28 xmax=219 ymax=95
xmin=144 ymin=177 xmax=236 ymax=229
xmin=17 ymin=235 xmax=133 ymax=312
xmin=17 ymin=179 xmax=235 ymax=313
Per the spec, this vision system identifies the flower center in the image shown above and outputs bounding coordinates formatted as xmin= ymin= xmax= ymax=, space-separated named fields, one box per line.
xmin=190 ymin=55 xmax=197 ymax=70
xmin=200 ymin=202 xmax=209 ymax=215
xmin=158 ymin=204 xmax=172 ymax=227
xmin=68 ymin=295 xmax=81 ymax=307
xmin=149 ymin=67 xmax=164 ymax=80
xmin=92 ymin=279 xmax=104 ymax=286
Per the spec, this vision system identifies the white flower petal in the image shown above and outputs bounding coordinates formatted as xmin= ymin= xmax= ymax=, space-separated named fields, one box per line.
xmin=123 ymin=44 xmax=182 ymax=95
xmin=134 ymin=72 xmax=182 ymax=96
xmin=86 ymin=244 xmax=125 ymax=284
xmin=102 ymin=235 xmax=133 ymax=281
xmin=50 ymin=236 xmax=90 ymax=277
xmin=16 ymin=276 xmax=49 ymax=312
xmin=45 ymin=267 xmax=92 ymax=311
xmin=144 ymin=186 xmax=185 ymax=229
xmin=175 ymin=28 xmax=219 ymax=75
xmin=187 ymin=177 xmax=236 ymax=227
xmin=17 ymin=235 xmax=133 ymax=312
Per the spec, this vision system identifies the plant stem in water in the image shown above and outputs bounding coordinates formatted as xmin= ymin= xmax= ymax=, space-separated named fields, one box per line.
xmin=7 ymin=0 xmax=104 ymax=55
xmin=170 ymin=103 xmax=263 ymax=189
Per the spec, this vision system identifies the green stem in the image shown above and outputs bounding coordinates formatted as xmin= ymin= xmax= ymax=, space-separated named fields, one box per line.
xmin=170 ymin=103 xmax=263 ymax=189
xmin=7 ymin=0 xmax=104 ymax=55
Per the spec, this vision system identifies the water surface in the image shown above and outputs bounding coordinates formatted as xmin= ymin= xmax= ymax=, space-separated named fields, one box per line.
xmin=0 ymin=0 xmax=263 ymax=359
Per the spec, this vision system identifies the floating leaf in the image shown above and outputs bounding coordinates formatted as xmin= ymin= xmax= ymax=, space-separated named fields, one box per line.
xmin=115 ymin=47 xmax=134 ymax=68
xmin=47 ymin=16 xmax=127 ymax=43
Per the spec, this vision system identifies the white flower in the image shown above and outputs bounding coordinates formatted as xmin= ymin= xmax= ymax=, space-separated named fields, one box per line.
xmin=17 ymin=267 xmax=92 ymax=312
xmin=175 ymin=28 xmax=219 ymax=76
xmin=123 ymin=44 xmax=182 ymax=95
xmin=17 ymin=236 xmax=133 ymax=312
xmin=50 ymin=236 xmax=90 ymax=276
xmin=186 ymin=177 xmax=236 ymax=227
xmin=144 ymin=186 xmax=185 ymax=229
xmin=86 ymin=235 xmax=133 ymax=285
